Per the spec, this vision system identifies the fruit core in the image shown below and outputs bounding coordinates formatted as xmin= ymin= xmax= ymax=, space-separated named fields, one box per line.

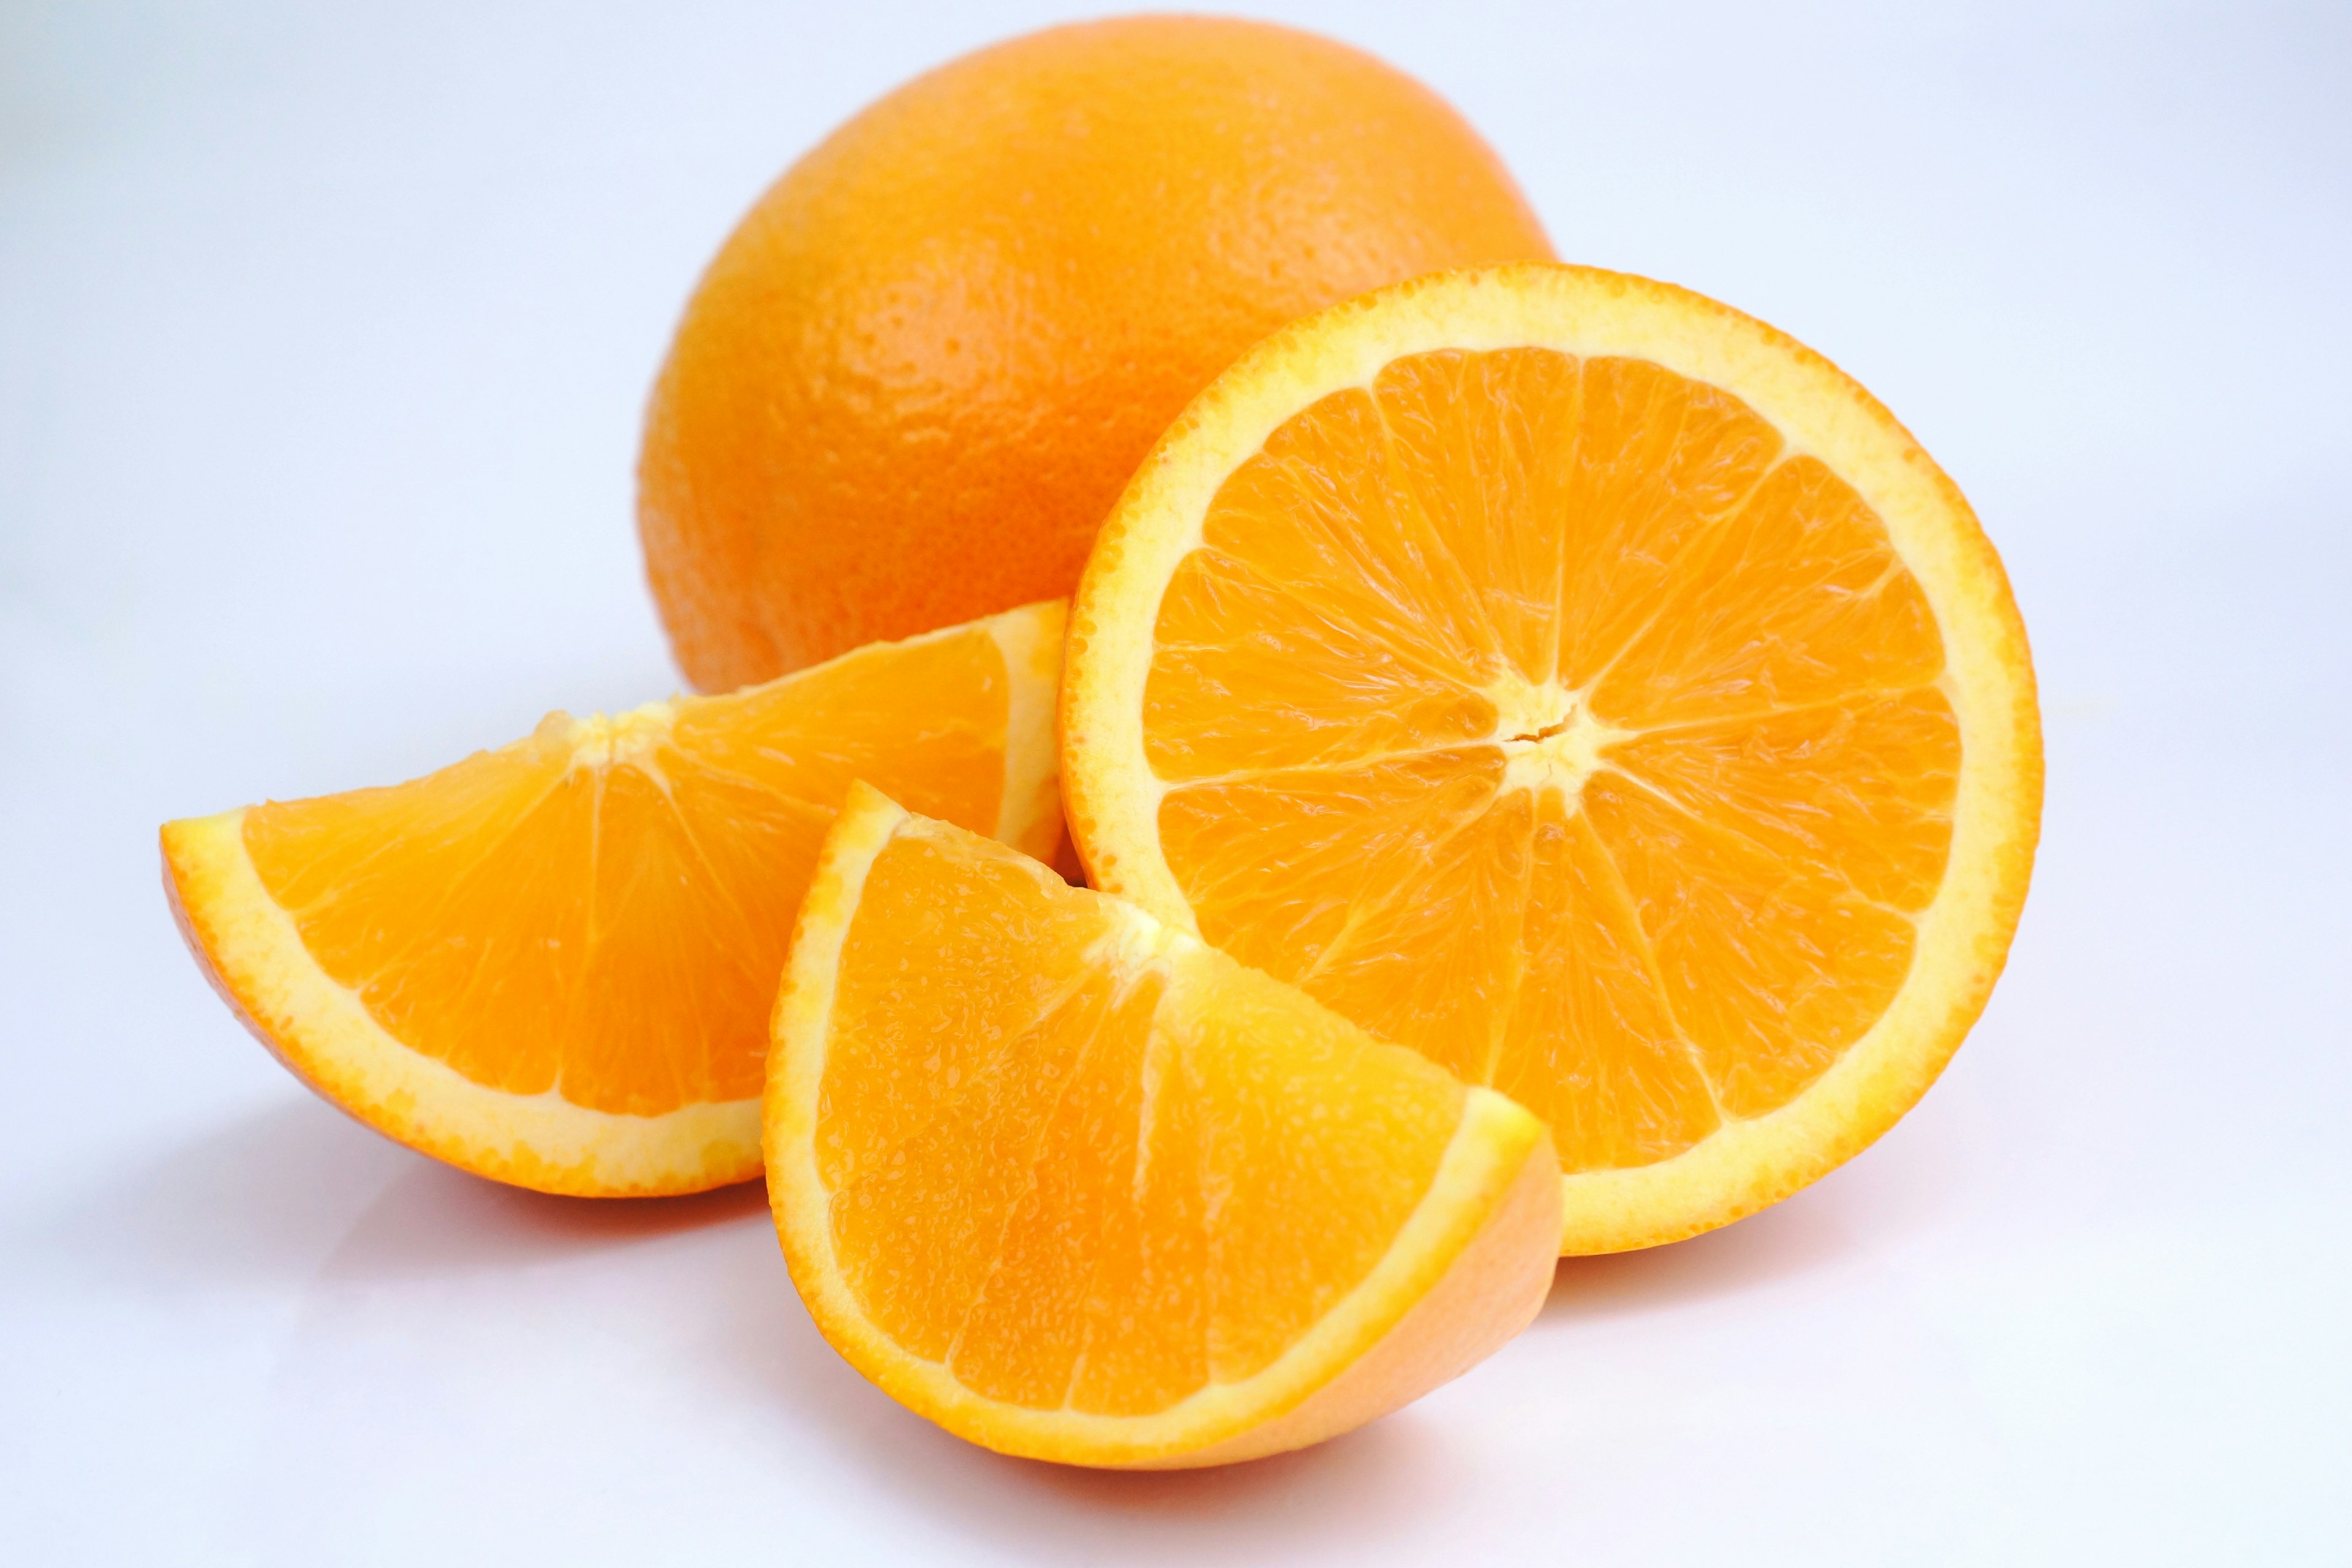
xmin=1486 ymin=672 xmax=1624 ymax=802
xmin=558 ymin=702 xmax=677 ymax=772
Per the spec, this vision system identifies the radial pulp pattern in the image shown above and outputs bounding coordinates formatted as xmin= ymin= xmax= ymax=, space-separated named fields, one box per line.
xmin=1061 ymin=265 xmax=2041 ymax=1252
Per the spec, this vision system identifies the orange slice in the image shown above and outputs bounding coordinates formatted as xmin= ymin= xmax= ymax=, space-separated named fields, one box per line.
xmin=1061 ymin=264 xmax=2042 ymax=1254
xmin=161 ymin=602 xmax=1066 ymax=1197
xmin=765 ymin=783 xmax=1559 ymax=1468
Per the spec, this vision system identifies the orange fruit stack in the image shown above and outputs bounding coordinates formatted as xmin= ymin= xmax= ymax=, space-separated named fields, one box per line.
xmin=157 ymin=18 xmax=2040 ymax=1472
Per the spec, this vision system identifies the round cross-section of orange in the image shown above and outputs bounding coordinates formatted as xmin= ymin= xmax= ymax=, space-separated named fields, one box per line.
xmin=1061 ymin=266 xmax=2042 ymax=1253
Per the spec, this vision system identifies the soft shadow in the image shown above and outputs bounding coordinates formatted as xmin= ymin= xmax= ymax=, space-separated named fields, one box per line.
xmin=48 ymin=1090 xmax=769 ymax=1292
xmin=1004 ymin=1417 xmax=1451 ymax=1523
xmin=47 ymin=1093 xmax=410 ymax=1291
xmin=686 ymin=1232 xmax=1468 ymax=1562
xmin=314 ymin=1155 xmax=769 ymax=1285
xmin=1540 ymin=1185 xmax=1859 ymax=1325
xmin=679 ymin=1115 xmax=1956 ymax=1553
xmin=1539 ymin=1105 xmax=1968 ymax=1327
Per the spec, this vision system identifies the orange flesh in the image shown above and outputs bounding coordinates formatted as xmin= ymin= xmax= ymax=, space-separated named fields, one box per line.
xmin=815 ymin=824 xmax=1469 ymax=1415
xmin=1144 ymin=350 xmax=1958 ymax=1170
xmin=244 ymin=625 xmax=1014 ymax=1117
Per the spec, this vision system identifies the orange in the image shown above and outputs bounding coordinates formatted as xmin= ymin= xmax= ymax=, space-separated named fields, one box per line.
xmin=639 ymin=15 xmax=1553 ymax=691
xmin=1061 ymin=265 xmax=2043 ymax=1254
xmin=161 ymin=602 xmax=1065 ymax=1197
xmin=766 ymin=783 xmax=1559 ymax=1468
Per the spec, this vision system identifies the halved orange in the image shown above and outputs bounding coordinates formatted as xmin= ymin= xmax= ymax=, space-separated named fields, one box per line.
xmin=766 ymin=783 xmax=1559 ymax=1468
xmin=162 ymin=601 xmax=1066 ymax=1197
xmin=1062 ymin=264 xmax=2042 ymax=1254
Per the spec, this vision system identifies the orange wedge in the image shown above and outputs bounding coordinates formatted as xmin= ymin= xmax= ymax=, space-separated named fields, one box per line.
xmin=1062 ymin=264 xmax=2042 ymax=1254
xmin=765 ymin=783 xmax=1560 ymax=1468
xmin=162 ymin=602 xmax=1066 ymax=1197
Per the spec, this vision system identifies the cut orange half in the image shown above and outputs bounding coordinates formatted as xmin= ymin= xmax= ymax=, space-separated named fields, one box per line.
xmin=1061 ymin=264 xmax=2042 ymax=1254
xmin=765 ymin=783 xmax=1559 ymax=1468
xmin=162 ymin=601 xmax=1066 ymax=1197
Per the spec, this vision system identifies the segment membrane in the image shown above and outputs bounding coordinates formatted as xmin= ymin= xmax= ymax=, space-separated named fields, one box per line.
xmin=1496 ymin=798 xmax=1721 ymax=1172
xmin=1172 ymin=953 xmax=1464 ymax=1386
xmin=557 ymin=760 xmax=780 ymax=1112
xmin=1610 ymin=690 xmax=1959 ymax=913
xmin=1556 ymin=358 xmax=1784 ymax=685
xmin=1203 ymin=383 xmax=1507 ymax=691
xmin=248 ymin=733 xmax=589 ymax=1102
xmin=1145 ymin=547 xmax=1496 ymax=778
xmin=1158 ymin=748 xmax=1509 ymax=984
xmin=1287 ymin=786 xmax=1536 ymax=1089
xmin=1582 ymin=773 xmax=1918 ymax=1118
xmin=1369 ymin=349 xmax=1583 ymax=683
xmin=1589 ymin=457 xmax=1943 ymax=728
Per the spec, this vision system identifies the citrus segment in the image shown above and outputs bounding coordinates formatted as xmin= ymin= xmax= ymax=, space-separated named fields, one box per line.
xmin=161 ymin=601 xmax=1066 ymax=1196
xmin=1062 ymin=264 xmax=2041 ymax=1253
xmin=1493 ymin=796 xmax=1722 ymax=1172
xmin=766 ymin=784 xmax=1560 ymax=1467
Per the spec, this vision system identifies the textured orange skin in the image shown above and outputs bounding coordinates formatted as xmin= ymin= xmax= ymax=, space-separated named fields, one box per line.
xmin=639 ymin=16 xmax=1556 ymax=690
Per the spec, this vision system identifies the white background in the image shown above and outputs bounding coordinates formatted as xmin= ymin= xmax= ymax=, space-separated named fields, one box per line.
xmin=4 ymin=2 xmax=2346 ymax=1561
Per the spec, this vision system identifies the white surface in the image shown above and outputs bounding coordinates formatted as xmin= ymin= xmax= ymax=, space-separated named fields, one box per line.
xmin=4 ymin=2 xmax=2347 ymax=1561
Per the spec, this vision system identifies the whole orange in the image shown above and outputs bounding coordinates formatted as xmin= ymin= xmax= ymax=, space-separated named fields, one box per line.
xmin=638 ymin=15 xmax=1555 ymax=689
